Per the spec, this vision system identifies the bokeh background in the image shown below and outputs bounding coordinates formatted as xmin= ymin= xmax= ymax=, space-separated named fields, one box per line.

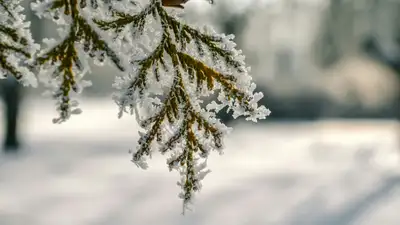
xmin=0 ymin=0 xmax=399 ymax=224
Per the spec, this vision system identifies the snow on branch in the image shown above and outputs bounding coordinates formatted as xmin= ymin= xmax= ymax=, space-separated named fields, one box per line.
xmin=0 ymin=0 xmax=38 ymax=86
xmin=32 ymin=0 xmax=127 ymax=123
xmin=96 ymin=0 xmax=270 ymax=212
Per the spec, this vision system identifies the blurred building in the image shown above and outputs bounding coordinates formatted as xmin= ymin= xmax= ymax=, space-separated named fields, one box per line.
xmin=312 ymin=0 xmax=399 ymax=118
xmin=205 ymin=0 xmax=400 ymax=121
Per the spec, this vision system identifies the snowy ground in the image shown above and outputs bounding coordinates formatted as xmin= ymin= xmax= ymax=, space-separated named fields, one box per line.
xmin=0 ymin=99 xmax=399 ymax=225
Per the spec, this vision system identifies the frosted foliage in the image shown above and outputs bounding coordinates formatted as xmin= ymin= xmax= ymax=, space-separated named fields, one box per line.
xmin=31 ymin=0 xmax=129 ymax=123
xmin=1 ymin=0 xmax=270 ymax=213
xmin=0 ymin=0 xmax=39 ymax=87
xmin=107 ymin=0 xmax=270 ymax=212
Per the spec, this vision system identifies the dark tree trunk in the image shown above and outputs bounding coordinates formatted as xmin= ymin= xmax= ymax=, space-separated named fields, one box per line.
xmin=397 ymin=81 xmax=400 ymax=152
xmin=1 ymin=78 xmax=21 ymax=151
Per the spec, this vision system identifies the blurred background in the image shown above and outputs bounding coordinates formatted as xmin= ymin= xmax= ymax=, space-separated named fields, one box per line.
xmin=0 ymin=0 xmax=399 ymax=224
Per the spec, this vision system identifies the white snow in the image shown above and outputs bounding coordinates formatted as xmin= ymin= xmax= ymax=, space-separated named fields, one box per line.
xmin=0 ymin=98 xmax=398 ymax=225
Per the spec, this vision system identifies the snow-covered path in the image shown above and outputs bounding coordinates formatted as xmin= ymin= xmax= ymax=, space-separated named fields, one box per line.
xmin=0 ymin=99 xmax=398 ymax=225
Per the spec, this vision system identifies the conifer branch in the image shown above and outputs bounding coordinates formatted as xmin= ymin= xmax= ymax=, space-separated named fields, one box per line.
xmin=93 ymin=2 xmax=154 ymax=35
xmin=0 ymin=0 xmax=15 ymax=18
xmin=34 ymin=0 xmax=124 ymax=123
xmin=0 ymin=42 xmax=30 ymax=80
xmin=0 ymin=0 xmax=37 ymax=86
xmin=97 ymin=0 xmax=269 ymax=212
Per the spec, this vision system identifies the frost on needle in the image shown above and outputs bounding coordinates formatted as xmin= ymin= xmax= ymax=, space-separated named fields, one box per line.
xmin=0 ymin=0 xmax=38 ymax=87
xmin=95 ymin=0 xmax=270 ymax=212
xmin=31 ymin=0 xmax=126 ymax=123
